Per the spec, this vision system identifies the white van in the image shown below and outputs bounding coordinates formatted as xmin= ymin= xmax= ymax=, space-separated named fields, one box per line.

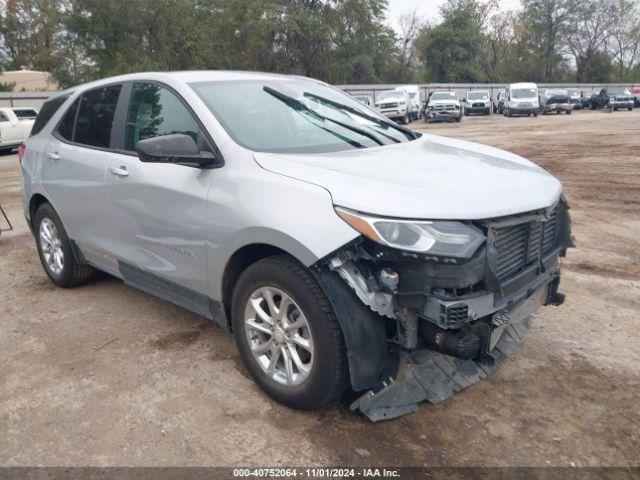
xmin=504 ymin=82 xmax=539 ymax=117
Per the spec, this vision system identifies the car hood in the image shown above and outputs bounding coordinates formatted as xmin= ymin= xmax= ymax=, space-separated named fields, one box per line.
xmin=253 ymin=134 xmax=562 ymax=220
xmin=376 ymin=96 xmax=405 ymax=104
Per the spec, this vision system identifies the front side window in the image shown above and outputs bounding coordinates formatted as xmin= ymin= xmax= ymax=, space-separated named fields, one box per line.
xmin=0 ymin=111 xmax=9 ymax=122
xmin=124 ymin=83 xmax=201 ymax=151
xmin=74 ymin=85 xmax=122 ymax=148
xmin=191 ymin=79 xmax=414 ymax=154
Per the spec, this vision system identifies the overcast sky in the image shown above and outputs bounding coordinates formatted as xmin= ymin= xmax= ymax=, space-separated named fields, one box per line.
xmin=385 ymin=0 xmax=523 ymax=31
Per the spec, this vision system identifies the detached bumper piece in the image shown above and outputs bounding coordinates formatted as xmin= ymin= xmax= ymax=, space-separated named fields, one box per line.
xmin=351 ymin=316 xmax=531 ymax=422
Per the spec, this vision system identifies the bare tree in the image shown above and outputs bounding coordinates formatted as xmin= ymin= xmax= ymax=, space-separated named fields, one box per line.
xmin=608 ymin=0 xmax=640 ymax=79
xmin=394 ymin=9 xmax=424 ymax=82
xmin=565 ymin=0 xmax=621 ymax=81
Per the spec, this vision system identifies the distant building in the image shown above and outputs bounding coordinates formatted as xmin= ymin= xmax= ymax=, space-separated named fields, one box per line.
xmin=0 ymin=69 xmax=60 ymax=92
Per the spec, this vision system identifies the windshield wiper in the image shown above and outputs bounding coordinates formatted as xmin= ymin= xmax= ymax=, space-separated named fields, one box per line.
xmin=302 ymin=92 xmax=419 ymax=141
xmin=263 ymin=86 xmax=385 ymax=147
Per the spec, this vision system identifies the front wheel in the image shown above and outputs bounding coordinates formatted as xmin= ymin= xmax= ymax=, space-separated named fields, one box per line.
xmin=231 ymin=255 xmax=349 ymax=410
xmin=34 ymin=203 xmax=95 ymax=288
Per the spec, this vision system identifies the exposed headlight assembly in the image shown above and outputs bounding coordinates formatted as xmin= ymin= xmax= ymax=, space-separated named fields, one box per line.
xmin=335 ymin=207 xmax=485 ymax=259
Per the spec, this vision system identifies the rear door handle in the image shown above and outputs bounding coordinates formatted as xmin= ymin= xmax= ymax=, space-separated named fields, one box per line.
xmin=47 ymin=152 xmax=60 ymax=161
xmin=109 ymin=166 xmax=129 ymax=177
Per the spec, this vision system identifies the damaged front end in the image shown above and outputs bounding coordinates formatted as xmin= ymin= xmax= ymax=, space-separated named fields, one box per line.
xmin=314 ymin=197 xmax=574 ymax=421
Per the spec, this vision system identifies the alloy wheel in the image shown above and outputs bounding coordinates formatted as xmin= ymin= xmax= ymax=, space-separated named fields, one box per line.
xmin=39 ymin=217 xmax=64 ymax=275
xmin=244 ymin=286 xmax=314 ymax=386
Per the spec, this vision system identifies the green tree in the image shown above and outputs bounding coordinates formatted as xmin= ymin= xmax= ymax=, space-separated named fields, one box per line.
xmin=415 ymin=0 xmax=491 ymax=82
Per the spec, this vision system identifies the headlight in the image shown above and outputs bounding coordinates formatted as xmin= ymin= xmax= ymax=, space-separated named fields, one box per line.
xmin=335 ymin=207 xmax=485 ymax=258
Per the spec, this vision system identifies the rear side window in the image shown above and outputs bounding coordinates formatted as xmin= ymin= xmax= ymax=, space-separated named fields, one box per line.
xmin=74 ymin=85 xmax=122 ymax=148
xmin=57 ymin=99 xmax=79 ymax=141
xmin=124 ymin=83 xmax=201 ymax=151
xmin=13 ymin=108 xmax=38 ymax=119
xmin=30 ymin=94 xmax=70 ymax=136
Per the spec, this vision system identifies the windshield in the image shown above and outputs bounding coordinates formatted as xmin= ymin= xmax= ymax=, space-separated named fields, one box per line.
xmin=512 ymin=88 xmax=537 ymax=99
xmin=378 ymin=91 xmax=402 ymax=101
xmin=609 ymin=88 xmax=629 ymax=95
xmin=467 ymin=92 xmax=489 ymax=100
xmin=567 ymin=89 xmax=579 ymax=96
xmin=191 ymin=79 xmax=414 ymax=154
xmin=546 ymin=89 xmax=567 ymax=96
xmin=430 ymin=92 xmax=457 ymax=101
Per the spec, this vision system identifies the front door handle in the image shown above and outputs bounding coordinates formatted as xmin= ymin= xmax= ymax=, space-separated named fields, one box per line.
xmin=47 ymin=152 xmax=60 ymax=161
xmin=109 ymin=166 xmax=129 ymax=177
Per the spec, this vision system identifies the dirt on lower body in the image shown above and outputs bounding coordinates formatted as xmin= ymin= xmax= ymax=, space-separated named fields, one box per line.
xmin=0 ymin=110 xmax=639 ymax=467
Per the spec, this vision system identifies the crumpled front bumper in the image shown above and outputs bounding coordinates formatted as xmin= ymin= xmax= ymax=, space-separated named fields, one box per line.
xmin=426 ymin=110 xmax=461 ymax=121
xmin=351 ymin=284 xmax=549 ymax=421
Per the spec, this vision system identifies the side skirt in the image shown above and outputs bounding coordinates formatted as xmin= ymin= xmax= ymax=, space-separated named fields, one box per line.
xmin=118 ymin=261 xmax=229 ymax=331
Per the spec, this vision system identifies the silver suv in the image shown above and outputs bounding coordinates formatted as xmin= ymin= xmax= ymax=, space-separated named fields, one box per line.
xmin=20 ymin=71 xmax=573 ymax=421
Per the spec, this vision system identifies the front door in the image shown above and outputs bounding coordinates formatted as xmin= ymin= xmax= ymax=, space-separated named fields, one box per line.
xmin=102 ymin=82 xmax=215 ymax=302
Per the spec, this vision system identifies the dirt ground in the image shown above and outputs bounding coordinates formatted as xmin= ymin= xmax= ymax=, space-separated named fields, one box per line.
xmin=1 ymin=110 xmax=639 ymax=467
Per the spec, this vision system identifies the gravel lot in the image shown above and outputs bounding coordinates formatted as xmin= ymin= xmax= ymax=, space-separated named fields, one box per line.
xmin=1 ymin=110 xmax=639 ymax=467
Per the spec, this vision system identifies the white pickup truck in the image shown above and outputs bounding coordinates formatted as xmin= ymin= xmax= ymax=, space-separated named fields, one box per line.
xmin=0 ymin=107 xmax=38 ymax=151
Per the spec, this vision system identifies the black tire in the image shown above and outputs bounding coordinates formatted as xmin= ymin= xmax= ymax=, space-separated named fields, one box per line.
xmin=567 ymin=109 xmax=572 ymax=115
xmin=34 ymin=203 xmax=95 ymax=288
xmin=231 ymin=254 xmax=349 ymax=410
xmin=402 ymin=113 xmax=410 ymax=124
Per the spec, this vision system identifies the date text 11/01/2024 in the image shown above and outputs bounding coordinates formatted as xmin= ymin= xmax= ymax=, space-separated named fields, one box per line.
xmin=232 ymin=468 xmax=400 ymax=478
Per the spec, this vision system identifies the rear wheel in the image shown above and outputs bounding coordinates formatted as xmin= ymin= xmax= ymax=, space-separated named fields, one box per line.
xmin=231 ymin=255 xmax=349 ymax=410
xmin=34 ymin=203 xmax=95 ymax=288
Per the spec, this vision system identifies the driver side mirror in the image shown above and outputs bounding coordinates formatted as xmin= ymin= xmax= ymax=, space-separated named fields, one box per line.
xmin=135 ymin=134 xmax=221 ymax=168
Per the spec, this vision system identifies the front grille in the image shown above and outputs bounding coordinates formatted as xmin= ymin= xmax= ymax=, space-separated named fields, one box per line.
xmin=433 ymin=103 xmax=457 ymax=111
xmin=439 ymin=302 xmax=469 ymax=329
xmin=380 ymin=102 xmax=398 ymax=109
xmin=472 ymin=102 xmax=485 ymax=108
xmin=493 ymin=207 xmax=558 ymax=281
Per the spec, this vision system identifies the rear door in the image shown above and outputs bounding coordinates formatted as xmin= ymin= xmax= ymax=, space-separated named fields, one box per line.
xmin=101 ymin=81 xmax=216 ymax=298
xmin=41 ymin=84 xmax=124 ymax=265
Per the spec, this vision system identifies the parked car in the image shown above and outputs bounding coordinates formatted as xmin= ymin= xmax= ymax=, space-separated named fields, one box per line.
xmin=424 ymin=91 xmax=462 ymax=123
xmin=0 ymin=107 xmax=36 ymax=151
xmin=20 ymin=71 xmax=572 ymax=421
xmin=504 ymin=82 xmax=539 ymax=117
xmin=629 ymin=88 xmax=640 ymax=107
xmin=494 ymin=89 xmax=506 ymax=114
xmin=590 ymin=87 xmax=634 ymax=111
xmin=539 ymin=89 xmax=573 ymax=115
xmin=566 ymin=88 xmax=581 ymax=110
xmin=580 ymin=91 xmax=593 ymax=109
xmin=463 ymin=90 xmax=491 ymax=116
xmin=374 ymin=89 xmax=413 ymax=124
xmin=394 ymin=85 xmax=421 ymax=121
xmin=352 ymin=94 xmax=373 ymax=107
